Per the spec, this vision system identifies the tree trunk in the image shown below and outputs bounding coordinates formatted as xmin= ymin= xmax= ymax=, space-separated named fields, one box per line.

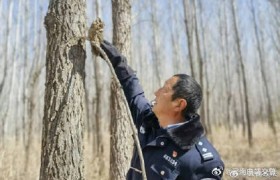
xmin=1 ymin=0 xmax=14 ymax=148
xmin=193 ymin=0 xmax=206 ymax=131
xmin=110 ymin=0 xmax=133 ymax=179
xmin=24 ymin=0 xmax=41 ymax=170
xmin=237 ymin=68 xmax=246 ymax=137
xmin=220 ymin=0 xmax=232 ymax=137
xmin=25 ymin=67 xmax=42 ymax=171
xmin=39 ymin=0 xmax=86 ymax=179
xmin=21 ymin=0 xmax=30 ymax=146
xmin=14 ymin=0 xmax=22 ymax=144
xmin=94 ymin=0 xmax=106 ymax=177
xmin=205 ymin=78 xmax=212 ymax=135
xmin=250 ymin=0 xmax=276 ymax=136
xmin=112 ymin=0 xmax=132 ymax=65
xmin=182 ymin=0 xmax=195 ymax=78
xmin=168 ymin=0 xmax=180 ymax=74
xmin=150 ymin=0 xmax=162 ymax=87
xmin=110 ymin=81 xmax=134 ymax=179
xmin=230 ymin=0 xmax=253 ymax=147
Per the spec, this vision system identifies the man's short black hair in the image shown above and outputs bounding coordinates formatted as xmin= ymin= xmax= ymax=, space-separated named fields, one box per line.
xmin=172 ymin=74 xmax=202 ymax=117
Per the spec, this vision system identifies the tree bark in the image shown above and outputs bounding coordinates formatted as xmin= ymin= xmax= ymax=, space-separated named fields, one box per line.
xmin=110 ymin=81 xmax=134 ymax=179
xmin=39 ymin=0 xmax=86 ymax=179
xmin=112 ymin=0 xmax=132 ymax=65
xmin=110 ymin=0 xmax=134 ymax=179
xmin=94 ymin=0 xmax=106 ymax=177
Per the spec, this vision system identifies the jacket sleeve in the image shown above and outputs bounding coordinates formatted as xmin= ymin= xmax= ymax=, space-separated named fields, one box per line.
xmin=113 ymin=56 xmax=152 ymax=129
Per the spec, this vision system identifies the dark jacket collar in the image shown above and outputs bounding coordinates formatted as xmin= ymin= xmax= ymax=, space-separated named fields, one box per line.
xmin=143 ymin=111 xmax=205 ymax=150
xmin=166 ymin=113 xmax=204 ymax=150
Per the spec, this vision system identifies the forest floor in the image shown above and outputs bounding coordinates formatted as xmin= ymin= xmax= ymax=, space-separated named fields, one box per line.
xmin=0 ymin=122 xmax=279 ymax=180
xmin=212 ymin=122 xmax=280 ymax=180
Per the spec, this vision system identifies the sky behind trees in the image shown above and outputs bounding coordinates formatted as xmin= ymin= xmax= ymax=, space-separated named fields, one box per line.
xmin=0 ymin=0 xmax=279 ymax=179
xmin=0 ymin=0 xmax=279 ymax=140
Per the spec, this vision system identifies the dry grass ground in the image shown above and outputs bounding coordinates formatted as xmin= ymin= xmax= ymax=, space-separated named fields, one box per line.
xmin=212 ymin=122 xmax=280 ymax=180
xmin=0 ymin=122 xmax=279 ymax=180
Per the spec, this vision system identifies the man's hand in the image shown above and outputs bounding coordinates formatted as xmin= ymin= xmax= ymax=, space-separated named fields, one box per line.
xmin=101 ymin=40 xmax=126 ymax=68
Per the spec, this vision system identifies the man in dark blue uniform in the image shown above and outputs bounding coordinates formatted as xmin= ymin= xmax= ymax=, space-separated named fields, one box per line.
xmin=101 ymin=40 xmax=224 ymax=180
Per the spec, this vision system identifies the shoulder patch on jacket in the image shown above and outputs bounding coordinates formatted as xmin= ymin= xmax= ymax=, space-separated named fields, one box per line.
xmin=195 ymin=141 xmax=214 ymax=161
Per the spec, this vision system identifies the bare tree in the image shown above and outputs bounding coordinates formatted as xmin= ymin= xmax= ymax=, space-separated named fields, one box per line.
xmin=269 ymin=3 xmax=280 ymax=57
xmin=193 ymin=0 xmax=207 ymax=131
xmin=250 ymin=0 xmax=276 ymax=136
xmin=182 ymin=0 xmax=195 ymax=78
xmin=14 ymin=0 xmax=23 ymax=144
xmin=269 ymin=0 xmax=280 ymax=118
xmin=0 ymin=0 xmax=14 ymax=148
xmin=230 ymin=0 xmax=253 ymax=146
xmin=39 ymin=0 xmax=86 ymax=179
xmin=168 ymin=0 xmax=180 ymax=74
xmin=0 ymin=0 xmax=10 ymax=96
xmin=93 ymin=0 xmax=106 ymax=177
xmin=24 ymin=0 xmax=43 ymax=171
xmin=150 ymin=0 xmax=163 ymax=87
xmin=220 ymin=0 xmax=232 ymax=136
xmin=110 ymin=0 xmax=134 ymax=179
xmin=21 ymin=0 xmax=31 ymax=145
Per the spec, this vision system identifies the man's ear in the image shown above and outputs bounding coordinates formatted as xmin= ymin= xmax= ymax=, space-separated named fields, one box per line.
xmin=174 ymin=99 xmax=187 ymax=112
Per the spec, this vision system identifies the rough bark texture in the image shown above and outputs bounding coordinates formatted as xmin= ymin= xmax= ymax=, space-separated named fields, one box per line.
xmin=110 ymin=0 xmax=134 ymax=179
xmin=110 ymin=80 xmax=134 ymax=180
xmin=39 ymin=0 xmax=86 ymax=179
xmin=112 ymin=0 xmax=132 ymax=65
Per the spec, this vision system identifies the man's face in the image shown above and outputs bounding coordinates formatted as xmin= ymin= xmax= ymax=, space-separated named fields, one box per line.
xmin=152 ymin=76 xmax=179 ymax=119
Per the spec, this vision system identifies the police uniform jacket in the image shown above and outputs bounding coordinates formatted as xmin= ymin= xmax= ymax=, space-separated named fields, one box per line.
xmin=101 ymin=41 xmax=225 ymax=180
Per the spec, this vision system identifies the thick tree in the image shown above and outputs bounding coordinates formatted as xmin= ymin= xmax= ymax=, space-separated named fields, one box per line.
xmin=39 ymin=0 xmax=86 ymax=179
xmin=110 ymin=0 xmax=134 ymax=179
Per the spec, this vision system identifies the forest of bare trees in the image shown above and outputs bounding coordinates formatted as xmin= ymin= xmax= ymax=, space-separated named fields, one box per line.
xmin=0 ymin=0 xmax=279 ymax=179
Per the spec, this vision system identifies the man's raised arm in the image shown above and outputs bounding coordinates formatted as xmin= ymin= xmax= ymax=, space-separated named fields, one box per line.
xmin=101 ymin=40 xmax=151 ymax=128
